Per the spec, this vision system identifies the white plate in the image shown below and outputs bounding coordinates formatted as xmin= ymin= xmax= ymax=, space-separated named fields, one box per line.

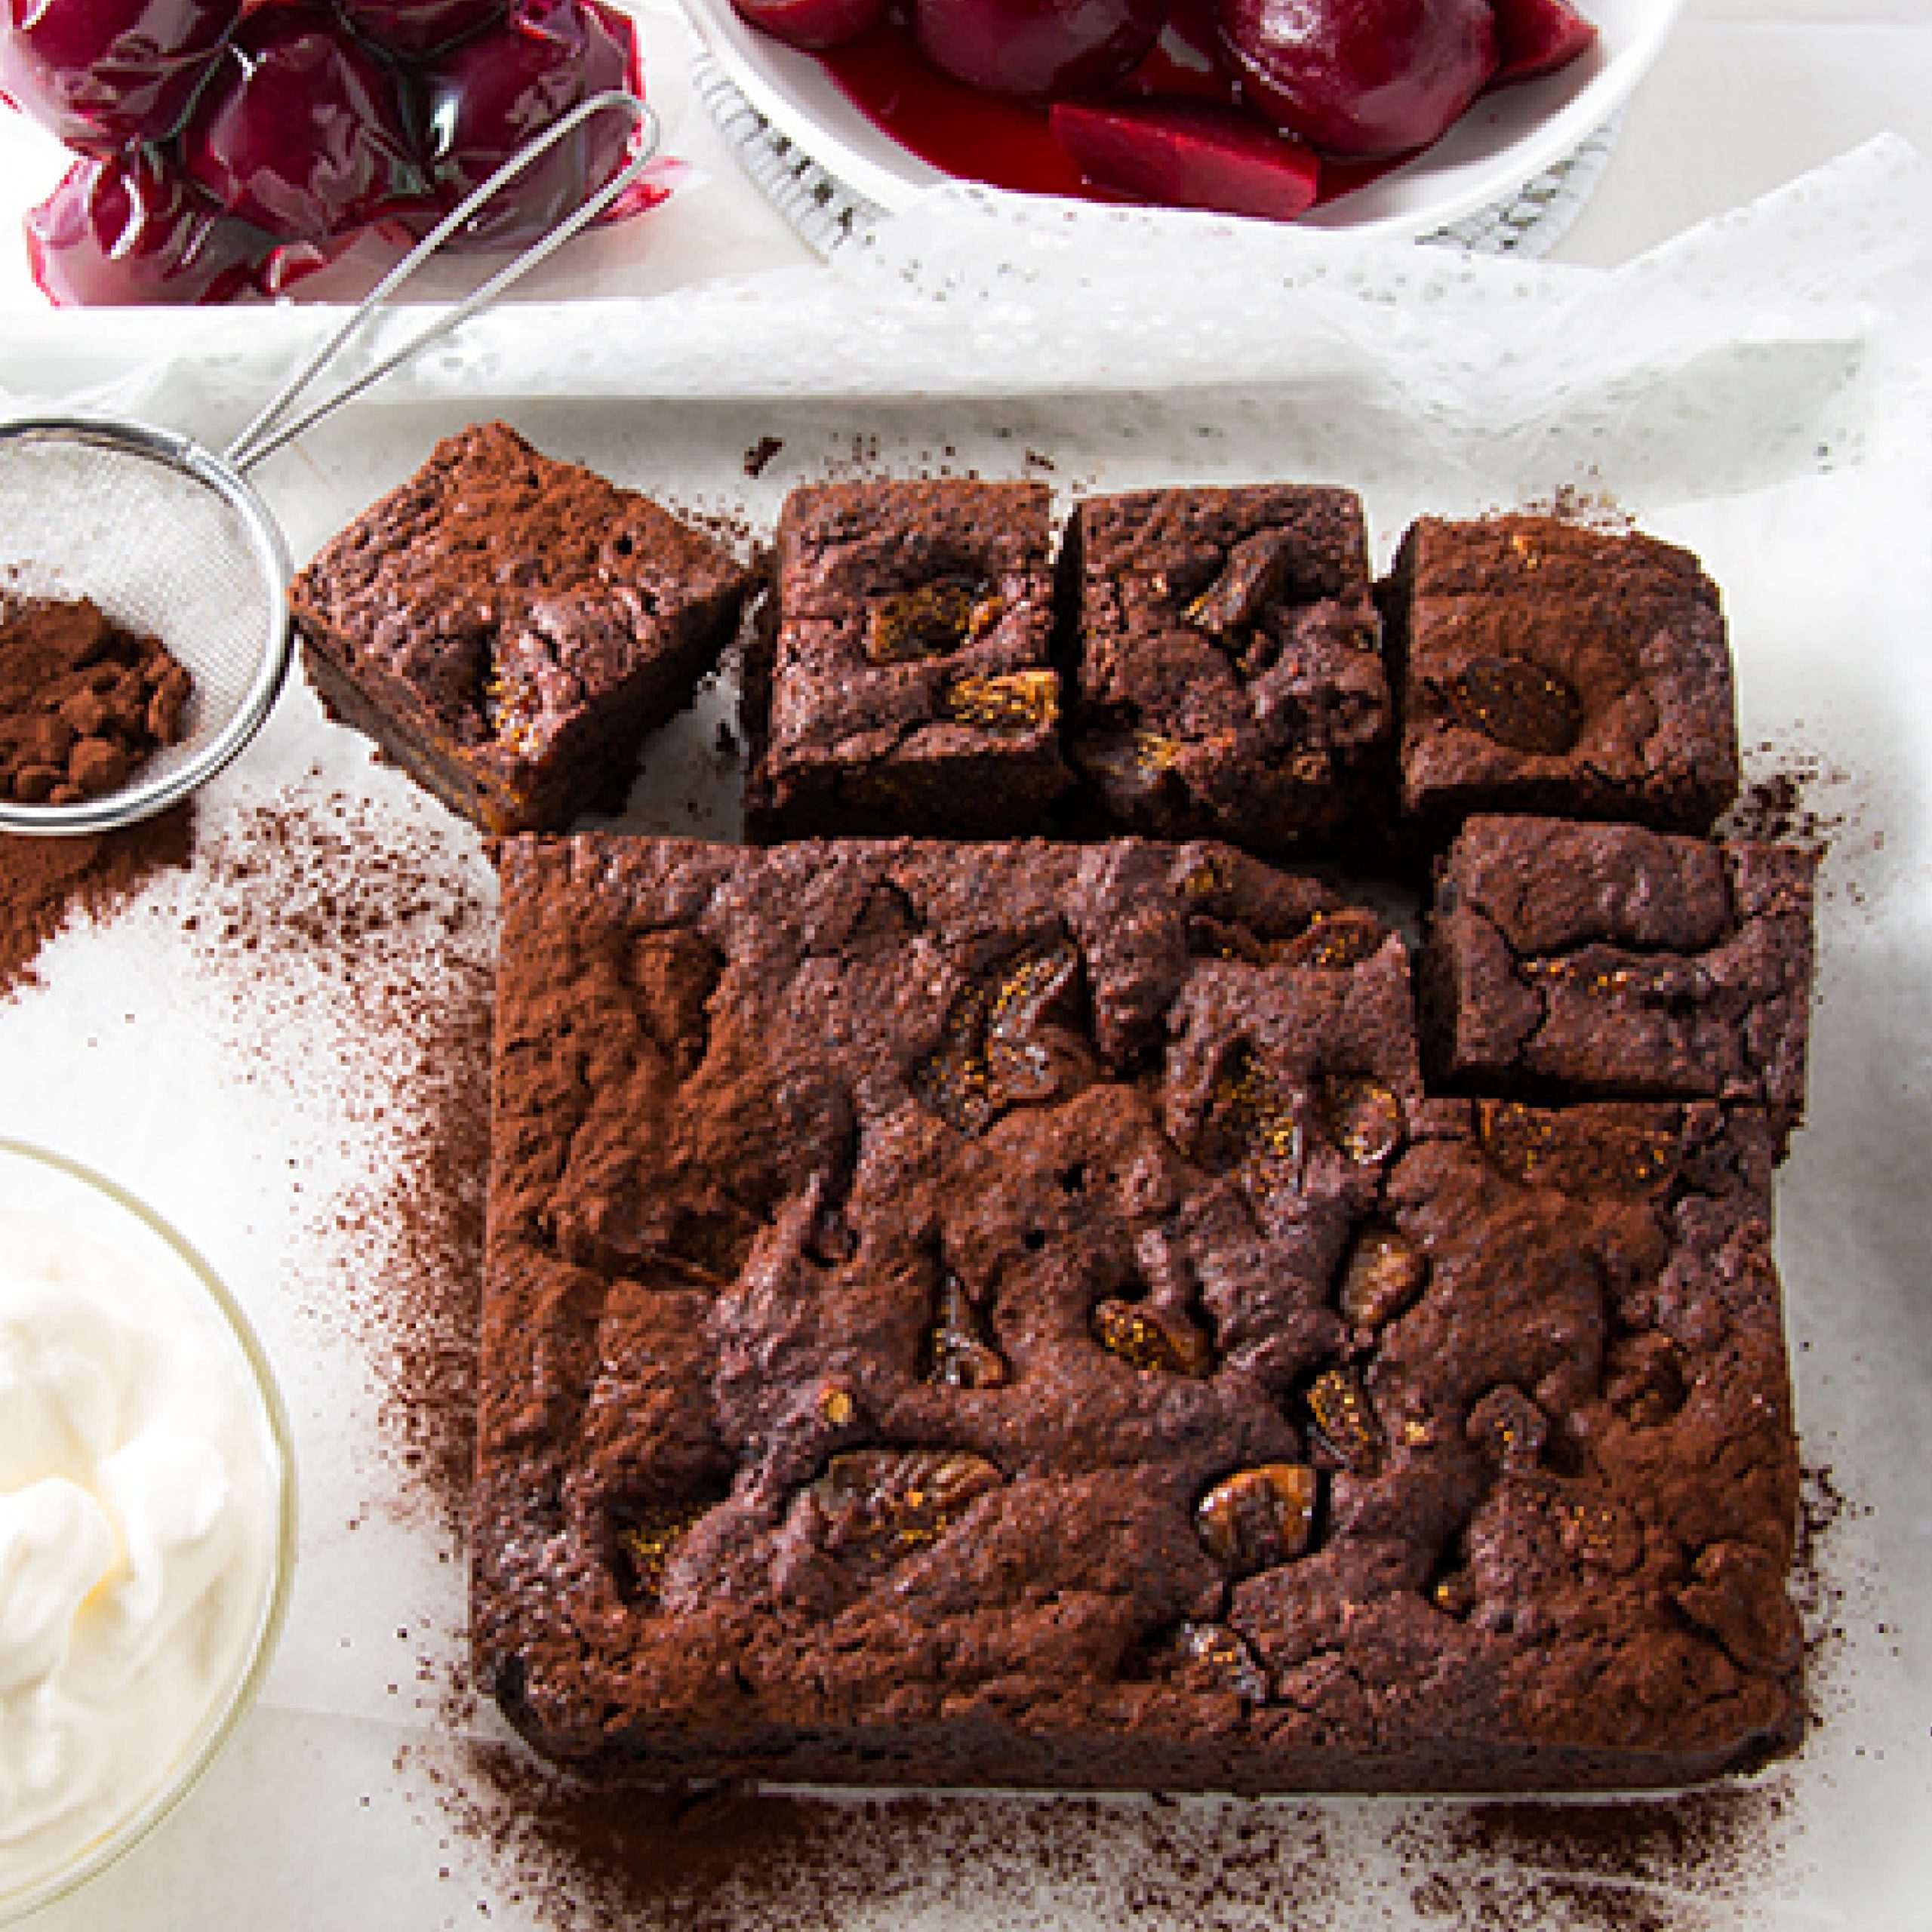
xmin=678 ymin=0 xmax=1683 ymax=235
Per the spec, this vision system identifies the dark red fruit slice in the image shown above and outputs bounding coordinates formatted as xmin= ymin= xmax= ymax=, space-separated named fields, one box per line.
xmin=730 ymin=0 xmax=887 ymax=54
xmin=1115 ymin=0 xmax=1244 ymax=108
xmin=336 ymin=0 xmax=508 ymax=58
xmin=0 ymin=0 xmax=243 ymax=151
xmin=1489 ymin=0 xmax=1596 ymax=85
xmin=911 ymin=0 xmax=1167 ymax=102
xmin=1215 ymin=0 xmax=1497 ymax=158
xmin=23 ymin=148 xmax=269 ymax=305
xmin=177 ymin=5 xmax=427 ymax=239
xmin=417 ymin=0 xmax=650 ymax=251
xmin=1049 ymin=100 xmax=1319 ymax=220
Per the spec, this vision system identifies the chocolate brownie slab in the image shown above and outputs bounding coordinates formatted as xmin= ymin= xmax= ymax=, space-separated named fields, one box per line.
xmin=1063 ymin=485 xmax=1390 ymax=855
xmin=743 ymin=481 xmax=1071 ymax=837
xmin=1386 ymin=515 xmax=1740 ymax=836
xmin=1421 ymin=815 xmax=1816 ymax=1140
xmin=291 ymin=422 xmax=752 ymax=833
xmin=476 ymin=835 xmax=1801 ymax=1792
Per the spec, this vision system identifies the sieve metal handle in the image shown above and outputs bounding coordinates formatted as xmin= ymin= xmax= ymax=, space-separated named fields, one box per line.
xmin=223 ymin=90 xmax=659 ymax=475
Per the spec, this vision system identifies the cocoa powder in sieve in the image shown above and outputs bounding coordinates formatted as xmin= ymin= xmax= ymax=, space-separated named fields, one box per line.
xmin=0 ymin=593 xmax=192 ymax=807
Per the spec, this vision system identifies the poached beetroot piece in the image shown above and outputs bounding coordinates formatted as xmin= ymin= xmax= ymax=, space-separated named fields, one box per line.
xmin=730 ymin=0 xmax=888 ymax=55
xmin=177 ymin=4 xmax=426 ymax=238
xmin=912 ymin=0 xmax=1167 ymax=101
xmin=736 ymin=0 xmax=1598 ymax=223
xmin=1216 ymin=0 xmax=1497 ymax=158
xmin=337 ymin=0 xmax=508 ymax=58
xmin=1490 ymin=0 xmax=1597 ymax=84
xmin=25 ymin=146 xmax=269 ymax=304
xmin=1049 ymin=100 xmax=1319 ymax=218
xmin=418 ymin=0 xmax=644 ymax=248
xmin=0 ymin=0 xmax=242 ymax=152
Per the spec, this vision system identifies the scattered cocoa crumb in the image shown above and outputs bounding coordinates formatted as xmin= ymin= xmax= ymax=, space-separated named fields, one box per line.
xmin=0 ymin=805 xmax=195 ymax=998
xmin=178 ymin=790 xmax=495 ymax=1540
xmin=743 ymin=436 xmax=784 ymax=479
xmin=1721 ymin=752 xmax=1844 ymax=851
xmin=407 ymin=1744 xmax=1346 ymax=1932
xmin=1390 ymin=1777 xmax=1793 ymax=1931
xmin=1509 ymin=485 xmax=1635 ymax=534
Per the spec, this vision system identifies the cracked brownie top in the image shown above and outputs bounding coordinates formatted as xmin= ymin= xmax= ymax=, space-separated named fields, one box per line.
xmin=1422 ymin=814 xmax=1817 ymax=1137
xmin=1063 ymin=485 xmax=1390 ymax=854
xmin=1387 ymin=515 xmax=1740 ymax=835
xmin=475 ymin=834 xmax=1801 ymax=1792
xmin=290 ymin=423 xmax=751 ymax=829
xmin=749 ymin=480 xmax=1071 ymax=835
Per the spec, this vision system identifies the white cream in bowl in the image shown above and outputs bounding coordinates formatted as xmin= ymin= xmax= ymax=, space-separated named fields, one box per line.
xmin=0 ymin=1193 xmax=288 ymax=1915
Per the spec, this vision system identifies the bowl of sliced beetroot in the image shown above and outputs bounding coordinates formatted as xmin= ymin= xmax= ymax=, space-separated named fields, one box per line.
xmin=0 ymin=0 xmax=663 ymax=303
xmin=688 ymin=0 xmax=1681 ymax=233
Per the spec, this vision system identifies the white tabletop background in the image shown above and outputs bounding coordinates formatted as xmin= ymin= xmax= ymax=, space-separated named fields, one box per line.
xmin=1 ymin=5 xmax=1930 ymax=1929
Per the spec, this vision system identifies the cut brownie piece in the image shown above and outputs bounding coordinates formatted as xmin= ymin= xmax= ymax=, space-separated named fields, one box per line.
xmin=743 ymin=481 xmax=1071 ymax=838
xmin=1421 ymin=815 xmax=1817 ymax=1141
xmin=1063 ymin=485 xmax=1390 ymax=856
xmin=1386 ymin=515 xmax=1740 ymax=836
xmin=477 ymin=835 xmax=1802 ymax=1792
xmin=290 ymin=422 xmax=752 ymax=834
xmin=1275 ymin=1097 xmax=1802 ymax=1774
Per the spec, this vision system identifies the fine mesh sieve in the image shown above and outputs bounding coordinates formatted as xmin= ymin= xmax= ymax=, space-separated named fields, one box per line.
xmin=0 ymin=90 xmax=658 ymax=838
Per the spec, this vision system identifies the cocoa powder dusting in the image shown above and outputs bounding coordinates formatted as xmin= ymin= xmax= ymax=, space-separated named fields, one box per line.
xmin=178 ymin=788 xmax=495 ymax=1540
xmin=1393 ymin=1779 xmax=1792 ymax=1931
xmin=405 ymin=1749 xmax=1351 ymax=1932
xmin=0 ymin=806 xmax=193 ymax=998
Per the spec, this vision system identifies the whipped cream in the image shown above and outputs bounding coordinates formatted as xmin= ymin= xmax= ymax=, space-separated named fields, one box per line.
xmin=0 ymin=1209 xmax=281 ymax=1905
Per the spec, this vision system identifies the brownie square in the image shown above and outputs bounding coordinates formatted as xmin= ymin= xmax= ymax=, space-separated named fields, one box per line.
xmin=290 ymin=422 xmax=752 ymax=834
xmin=1387 ymin=515 xmax=1740 ymax=836
xmin=476 ymin=835 xmax=1801 ymax=1792
xmin=1420 ymin=815 xmax=1817 ymax=1141
xmin=1063 ymin=485 xmax=1390 ymax=855
xmin=743 ymin=481 xmax=1072 ymax=838
xmin=1269 ymin=1096 xmax=1801 ymax=1777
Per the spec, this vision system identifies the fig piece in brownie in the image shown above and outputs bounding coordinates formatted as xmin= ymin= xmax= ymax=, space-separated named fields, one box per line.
xmin=1421 ymin=815 xmax=1817 ymax=1142
xmin=1063 ymin=485 xmax=1390 ymax=857
xmin=743 ymin=480 xmax=1071 ymax=838
xmin=290 ymin=422 xmax=752 ymax=834
xmin=1386 ymin=515 xmax=1740 ymax=836
xmin=476 ymin=835 xmax=1802 ymax=1792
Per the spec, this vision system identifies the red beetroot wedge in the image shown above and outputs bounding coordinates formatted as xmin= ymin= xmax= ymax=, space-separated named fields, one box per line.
xmin=178 ymin=5 xmax=426 ymax=238
xmin=0 ymin=0 xmax=244 ymax=152
xmin=1489 ymin=0 xmax=1595 ymax=84
xmin=1217 ymin=0 xmax=1496 ymax=158
xmin=25 ymin=148 xmax=269 ymax=304
xmin=731 ymin=0 xmax=885 ymax=52
xmin=1049 ymin=100 xmax=1319 ymax=220
xmin=913 ymin=0 xmax=1166 ymax=100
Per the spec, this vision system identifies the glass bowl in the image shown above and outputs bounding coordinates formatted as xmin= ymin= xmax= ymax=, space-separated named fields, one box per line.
xmin=0 ymin=1137 xmax=297 ymax=1925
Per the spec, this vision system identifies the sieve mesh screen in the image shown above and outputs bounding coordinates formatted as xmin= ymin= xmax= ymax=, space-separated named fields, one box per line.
xmin=0 ymin=423 xmax=291 ymax=832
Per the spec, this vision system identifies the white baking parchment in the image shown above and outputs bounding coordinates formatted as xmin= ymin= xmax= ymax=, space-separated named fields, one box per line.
xmin=1 ymin=137 xmax=1929 ymax=1931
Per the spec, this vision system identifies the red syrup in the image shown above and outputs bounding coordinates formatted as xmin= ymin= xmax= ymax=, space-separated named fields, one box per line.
xmin=811 ymin=12 xmax=1404 ymax=214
